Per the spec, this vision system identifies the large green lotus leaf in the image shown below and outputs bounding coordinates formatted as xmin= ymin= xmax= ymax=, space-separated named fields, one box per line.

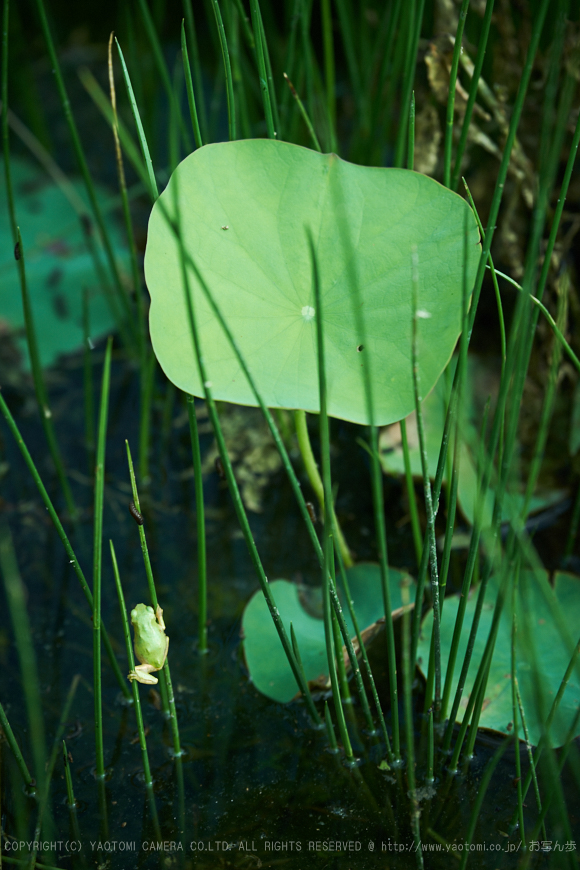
xmin=242 ymin=563 xmax=414 ymax=703
xmin=0 ymin=156 xmax=126 ymax=368
xmin=418 ymin=571 xmax=580 ymax=747
xmin=145 ymin=140 xmax=480 ymax=425
xmin=380 ymin=356 xmax=567 ymax=527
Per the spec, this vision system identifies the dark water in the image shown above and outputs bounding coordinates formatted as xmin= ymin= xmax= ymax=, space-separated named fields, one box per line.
xmin=1 ymin=343 xmax=578 ymax=869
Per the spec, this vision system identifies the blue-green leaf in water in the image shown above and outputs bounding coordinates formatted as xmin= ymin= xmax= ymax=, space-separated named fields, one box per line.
xmin=242 ymin=563 xmax=414 ymax=703
xmin=0 ymin=156 xmax=127 ymax=368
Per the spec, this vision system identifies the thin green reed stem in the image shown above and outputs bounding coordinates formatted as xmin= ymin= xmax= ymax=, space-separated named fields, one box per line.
xmin=443 ymin=0 xmax=469 ymax=189
xmin=138 ymin=350 xmax=156 ymax=486
xmin=522 ymin=708 xmax=580 ymax=853
xmin=333 ymin=543 xmax=393 ymax=761
xmin=401 ymin=576 xmax=424 ymax=867
xmin=426 ymin=707 xmax=434 ymax=783
xmin=324 ymin=701 xmax=339 ymax=752
xmin=257 ymin=9 xmax=281 ymax=139
xmin=211 ymin=0 xmax=237 ymax=140
xmin=110 ymin=541 xmax=162 ymax=838
xmin=309 ymin=231 xmax=353 ymax=759
xmin=14 ymin=226 xmax=76 ymax=516
xmin=83 ymin=290 xmax=96 ymax=473
xmin=136 ymin=0 xmax=191 ymax=154
xmin=436 ymin=218 xmax=470 ymax=720
xmin=400 ymin=420 xmax=423 ymax=568
xmin=402 ymin=92 xmax=422 ymax=568
xmin=249 ymin=0 xmax=275 ymax=137
xmin=231 ymin=0 xmax=254 ymax=49
xmin=333 ymin=0 xmax=361 ymax=118
xmin=116 ymin=39 xmax=159 ymax=201
xmin=182 ymin=0 xmax=208 ymax=141
xmin=457 ymin=737 xmax=512 ymax=870
xmin=108 ymin=34 xmax=145 ymax=363
xmin=0 ymin=525 xmax=47 ymax=796
xmin=181 ymin=21 xmax=203 ymax=148
xmin=393 ymin=0 xmax=425 ymax=168
xmin=93 ymin=337 xmax=113 ymax=780
xmin=517 ymin=634 xmax=580 ymax=814
xmin=0 ymin=391 xmax=129 ymax=698
xmin=33 ymin=0 xmax=134 ymax=337
xmin=0 ymin=702 xmax=34 ymax=790
xmin=290 ymin=623 xmax=319 ymax=721
xmin=522 ymin=275 xmax=567 ymax=518
xmin=411 ymin=249 xmax=441 ymax=716
xmin=283 ymin=72 xmax=321 ymax=151
xmin=490 ymin=269 xmax=580 ymax=375
xmin=321 ymin=0 xmax=337 ymax=152
xmin=510 ymin=584 xmax=526 ymax=845
xmin=515 ymin=677 xmax=545 ymax=839
xmin=463 ymin=182 xmax=506 ymax=370
xmin=62 ymin=741 xmax=77 ymax=809
xmin=187 ymin=397 xmax=208 ymax=653
xmin=451 ymin=0 xmax=495 ymax=190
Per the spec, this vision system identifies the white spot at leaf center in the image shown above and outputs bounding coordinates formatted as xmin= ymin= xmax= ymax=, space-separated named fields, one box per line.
xmin=301 ymin=305 xmax=315 ymax=322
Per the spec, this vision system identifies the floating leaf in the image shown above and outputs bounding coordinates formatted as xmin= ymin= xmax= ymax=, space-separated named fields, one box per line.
xmin=0 ymin=156 xmax=126 ymax=368
xmin=145 ymin=139 xmax=480 ymax=425
xmin=242 ymin=563 xmax=414 ymax=703
xmin=418 ymin=571 xmax=580 ymax=746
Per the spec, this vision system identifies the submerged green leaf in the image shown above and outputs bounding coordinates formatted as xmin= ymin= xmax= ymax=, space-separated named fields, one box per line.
xmin=0 ymin=157 xmax=126 ymax=368
xmin=145 ymin=139 xmax=480 ymax=425
xmin=418 ymin=571 xmax=580 ymax=747
xmin=242 ymin=563 xmax=414 ymax=703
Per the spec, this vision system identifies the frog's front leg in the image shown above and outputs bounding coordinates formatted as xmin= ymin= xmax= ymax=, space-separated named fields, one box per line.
xmin=128 ymin=663 xmax=161 ymax=685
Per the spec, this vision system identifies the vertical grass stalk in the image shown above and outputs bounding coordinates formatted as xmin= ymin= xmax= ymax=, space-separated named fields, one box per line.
xmin=187 ymin=396 xmax=208 ymax=652
xmin=93 ymin=336 xmax=113 ymax=779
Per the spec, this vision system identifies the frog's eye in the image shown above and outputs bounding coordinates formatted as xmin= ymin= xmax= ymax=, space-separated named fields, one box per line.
xmin=129 ymin=502 xmax=144 ymax=525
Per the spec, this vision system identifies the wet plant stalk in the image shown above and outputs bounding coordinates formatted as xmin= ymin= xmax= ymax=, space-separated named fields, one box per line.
xmin=187 ymin=396 xmax=208 ymax=652
xmin=249 ymin=0 xmax=275 ymax=138
xmin=181 ymin=21 xmax=203 ymax=148
xmin=451 ymin=0 xmax=495 ymax=190
xmin=411 ymin=249 xmax=441 ymax=716
xmin=442 ymin=0 xmax=469 ymax=189
xmin=211 ymin=0 xmax=237 ymax=140
xmin=110 ymin=541 xmax=162 ymax=839
xmin=283 ymin=72 xmax=321 ymax=152
xmin=310 ymin=230 xmax=353 ymax=760
xmin=401 ymin=576 xmax=424 ymax=867
xmin=125 ymin=440 xmax=183 ymax=757
xmin=294 ymin=409 xmax=353 ymax=568
xmin=93 ymin=337 xmax=113 ymax=779
xmin=0 ymin=701 xmax=34 ymax=791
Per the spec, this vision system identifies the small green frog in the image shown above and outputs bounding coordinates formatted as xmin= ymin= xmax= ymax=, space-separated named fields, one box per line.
xmin=128 ymin=603 xmax=169 ymax=685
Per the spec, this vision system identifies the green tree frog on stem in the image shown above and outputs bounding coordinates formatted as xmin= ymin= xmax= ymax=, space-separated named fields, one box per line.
xmin=128 ymin=603 xmax=169 ymax=685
